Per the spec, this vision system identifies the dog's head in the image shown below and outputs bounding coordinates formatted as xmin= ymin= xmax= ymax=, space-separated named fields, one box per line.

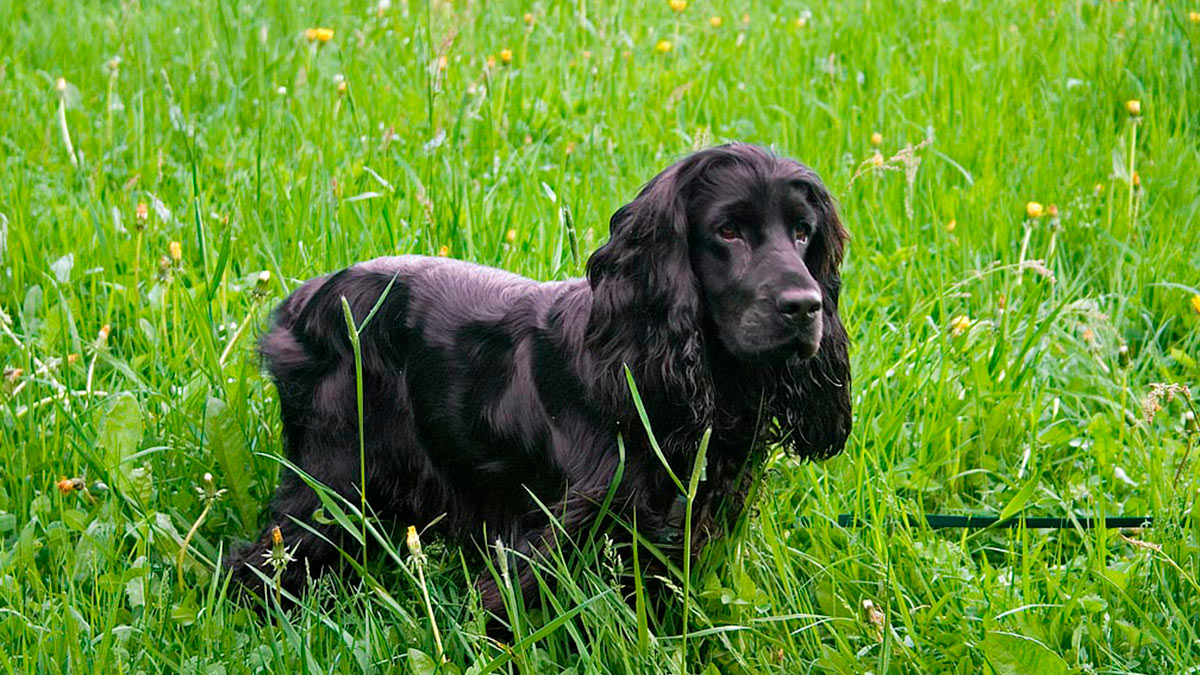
xmin=587 ymin=143 xmax=850 ymax=458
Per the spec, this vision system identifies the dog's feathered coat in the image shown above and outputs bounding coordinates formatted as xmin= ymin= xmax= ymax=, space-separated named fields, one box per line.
xmin=229 ymin=143 xmax=851 ymax=620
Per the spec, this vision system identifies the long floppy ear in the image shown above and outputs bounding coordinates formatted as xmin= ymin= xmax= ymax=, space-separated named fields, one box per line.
xmin=770 ymin=173 xmax=852 ymax=459
xmin=585 ymin=160 xmax=713 ymax=426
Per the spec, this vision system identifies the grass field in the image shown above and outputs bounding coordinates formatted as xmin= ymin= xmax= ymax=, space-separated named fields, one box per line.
xmin=2 ymin=0 xmax=1200 ymax=672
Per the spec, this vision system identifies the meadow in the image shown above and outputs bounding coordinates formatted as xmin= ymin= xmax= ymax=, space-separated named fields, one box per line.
xmin=2 ymin=0 xmax=1200 ymax=672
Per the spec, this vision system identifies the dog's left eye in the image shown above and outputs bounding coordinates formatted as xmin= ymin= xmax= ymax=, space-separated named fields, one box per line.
xmin=794 ymin=226 xmax=810 ymax=244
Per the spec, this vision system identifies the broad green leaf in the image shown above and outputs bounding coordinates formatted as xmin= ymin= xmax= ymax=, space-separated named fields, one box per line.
xmin=407 ymin=649 xmax=439 ymax=675
xmin=996 ymin=469 xmax=1041 ymax=524
xmin=99 ymin=392 xmax=143 ymax=500
xmin=205 ymin=397 xmax=257 ymax=531
xmin=980 ymin=631 xmax=1068 ymax=675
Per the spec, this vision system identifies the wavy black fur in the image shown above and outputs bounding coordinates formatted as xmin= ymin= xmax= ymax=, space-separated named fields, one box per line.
xmin=227 ymin=143 xmax=851 ymax=630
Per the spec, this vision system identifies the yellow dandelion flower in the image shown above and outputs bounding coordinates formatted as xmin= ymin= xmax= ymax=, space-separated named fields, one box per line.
xmin=57 ymin=477 xmax=76 ymax=494
xmin=314 ymin=27 xmax=334 ymax=43
xmin=794 ymin=17 xmax=808 ymax=28
xmin=710 ymin=16 xmax=723 ymax=28
xmin=66 ymin=353 xmax=80 ymax=365
xmin=1189 ymin=11 xmax=1200 ymax=23
xmin=506 ymin=229 xmax=517 ymax=243
xmin=1094 ymin=182 xmax=1105 ymax=194
xmin=406 ymin=525 xmax=422 ymax=556
xmin=1026 ymin=201 xmax=1044 ymax=219
xmin=523 ymin=12 xmax=534 ymax=26
xmin=271 ymin=525 xmax=284 ymax=547
xmin=950 ymin=315 xmax=971 ymax=336
xmin=438 ymin=245 xmax=450 ymax=257
xmin=499 ymin=48 xmax=513 ymax=65
xmin=669 ymin=0 xmax=688 ymax=12
xmin=946 ymin=218 xmax=957 ymax=232
xmin=655 ymin=39 xmax=672 ymax=54
xmin=135 ymin=202 xmax=148 ymax=222
xmin=486 ymin=55 xmax=496 ymax=68
xmin=437 ymin=55 xmax=448 ymax=71
xmin=1047 ymin=204 xmax=1059 ymax=218
xmin=870 ymin=151 xmax=884 ymax=167
xmin=98 ymin=324 xmax=111 ymax=342
xmin=1131 ymin=171 xmax=1140 ymax=187
xmin=742 ymin=13 xmax=751 ymax=24
xmin=1125 ymin=99 xmax=1140 ymax=116
xmin=870 ymin=131 xmax=882 ymax=146
xmin=1190 ymin=295 xmax=1200 ymax=315
xmin=168 ymin=241 xmax=182 ymax=262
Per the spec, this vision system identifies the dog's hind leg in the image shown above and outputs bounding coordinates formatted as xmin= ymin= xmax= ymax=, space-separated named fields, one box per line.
xmin=226 ymin=451 xmax=366 ymax=602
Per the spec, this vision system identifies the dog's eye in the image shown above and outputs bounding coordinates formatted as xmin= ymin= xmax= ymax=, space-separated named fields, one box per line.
xmin=717 ymin=225 xmax=741 ymax=241
xmin=794 ymin=226 xmax=810 ymax=244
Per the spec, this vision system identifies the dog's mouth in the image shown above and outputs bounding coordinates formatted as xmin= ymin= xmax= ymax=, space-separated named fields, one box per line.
xmin=720 ymin=318 xmax=822 ymax=363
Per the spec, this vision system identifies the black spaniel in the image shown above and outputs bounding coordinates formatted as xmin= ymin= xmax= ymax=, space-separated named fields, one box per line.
xmin=228 ymin=143 xmax=851 ymax=624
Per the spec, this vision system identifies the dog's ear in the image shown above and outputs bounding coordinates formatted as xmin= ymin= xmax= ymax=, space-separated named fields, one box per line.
xmin=585 ymin=158 xmax=712 ymax=424
xmin=772 ymin=174 xmax=851 ymax=460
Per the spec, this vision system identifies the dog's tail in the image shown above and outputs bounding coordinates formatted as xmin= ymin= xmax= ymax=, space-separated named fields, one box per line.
xmin=258 ymin=274 xmax=332 ymax=389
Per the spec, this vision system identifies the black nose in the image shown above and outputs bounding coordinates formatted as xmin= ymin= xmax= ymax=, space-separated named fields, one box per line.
xmin=776 ymin=289 xmax=822 ymax=320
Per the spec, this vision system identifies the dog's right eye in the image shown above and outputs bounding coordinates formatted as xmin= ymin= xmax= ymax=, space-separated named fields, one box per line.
xmin=717 ymin=225 xmax=740 ymax=240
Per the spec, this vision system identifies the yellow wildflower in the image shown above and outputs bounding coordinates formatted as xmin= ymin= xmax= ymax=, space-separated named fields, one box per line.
xmin=1131 ymin=171 xmax=1140 ymax=187
xmin=135 ymin=202 xmax=148 ymax=222
xmin=870 ymin=151 xmax=884 ymax=167
xmin=486 ymin=55 xmax=496 ymax=69
xmin=1026 ymin=201 xmax=1044 ymax=219
xmin=98 ymin=324 xmax=111 ymax=343
xmin=870 ymin=131 xmax=882 ymax=146
xmin=710 ymin=16 xmax=723 ymax=28
xmin=946 ymin=218 xmax=957 ymax=232
xmin=655 ymin=40 xmax=672 ymax=53
xmin=499 ymin=48 xmax=513 ymax=65
xmin=1189 ymin=11 xmax=1200 ymax=23
xmin=406 ymin=525 xmax=422 ymax=556
xmin=305 ymin=27 xmax=334 ymax=43
xmin=271 ymin=525 xmax=283 ymax=547
xmin=950 ymin=315 xmax=971 ymax=336
xmin=168 ymin=241 xmax=182 ymax=262
xmin=438 ymin=245 xmax=450 ymax=257
xmin=523 ymin=12 xmax=534 ymax=26
xmin=57 ymin=477 xmax=76 ymax=494
xmin=1125 ymin=99 xmax=1140 ymax=116
xmin=669 ymin=0 xmax=687 ymax=12
xmin=794 ymin=17 xmax=808 ymax=28
xmin=1190 ymin=295 xmax=1200 ymax=315
xmin=506 ymin=229 xmax=517 ymax=243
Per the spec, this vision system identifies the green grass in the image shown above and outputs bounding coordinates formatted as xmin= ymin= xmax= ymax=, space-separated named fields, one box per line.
xmin=2 ymin=0 xmax=1200 ymax=671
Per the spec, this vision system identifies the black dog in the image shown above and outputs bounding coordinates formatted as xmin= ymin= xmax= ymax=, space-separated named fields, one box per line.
xmin=228 ymin=143 xmax=851 ymax=624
